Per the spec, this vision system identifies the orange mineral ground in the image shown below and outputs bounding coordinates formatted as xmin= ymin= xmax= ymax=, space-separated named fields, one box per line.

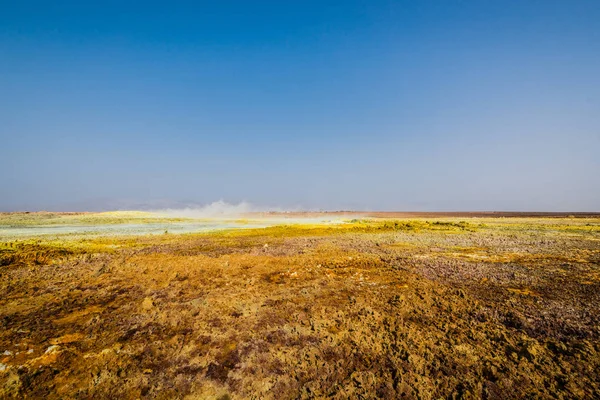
xmin=1 ymin=213 xmax=600 ymax=398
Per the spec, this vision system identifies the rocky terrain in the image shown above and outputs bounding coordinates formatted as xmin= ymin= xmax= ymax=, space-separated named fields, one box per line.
xmin=1 ymin=216 xmax=599 ymax=399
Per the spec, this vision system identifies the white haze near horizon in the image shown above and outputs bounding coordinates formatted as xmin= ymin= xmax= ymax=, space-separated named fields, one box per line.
xmin=150 ymin=200 xmax=296 ymax=218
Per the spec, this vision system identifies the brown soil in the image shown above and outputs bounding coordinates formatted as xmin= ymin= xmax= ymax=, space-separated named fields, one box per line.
xmin=1 ymin=218 xmax=600 ymax=399
xmin=252 ymin=211 xmax=600 ymax=218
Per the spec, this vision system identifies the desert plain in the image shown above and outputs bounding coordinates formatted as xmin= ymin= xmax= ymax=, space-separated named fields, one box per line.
xmin=1 ymin=211 xmax=599 ymax=399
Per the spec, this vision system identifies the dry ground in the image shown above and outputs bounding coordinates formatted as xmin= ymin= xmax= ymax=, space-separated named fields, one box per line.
xmin=1 ymin=217 xmax=600 ymax=399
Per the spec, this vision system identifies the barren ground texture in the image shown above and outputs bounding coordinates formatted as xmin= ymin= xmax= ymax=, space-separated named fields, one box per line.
xmin=1 ymin=214 xmax=600 ymax=399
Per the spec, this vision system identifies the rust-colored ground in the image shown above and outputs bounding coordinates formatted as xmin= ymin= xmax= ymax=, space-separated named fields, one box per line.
xmin=1 ymin=217 xmax=600 ymax=399
xmin=252 ymin=211 xmax=600 ymax=218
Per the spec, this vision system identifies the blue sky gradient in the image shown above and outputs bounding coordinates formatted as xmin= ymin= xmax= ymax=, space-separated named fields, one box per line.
xmin=1 ymin=1 xmax=599 ymax=211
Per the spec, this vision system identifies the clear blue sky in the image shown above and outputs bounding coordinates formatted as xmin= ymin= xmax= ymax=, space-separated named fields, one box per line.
xmin=1 ymin=1 xmax=599 ymax=211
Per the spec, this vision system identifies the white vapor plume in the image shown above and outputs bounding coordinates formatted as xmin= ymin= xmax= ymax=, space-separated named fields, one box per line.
xmin=152 ymin=200 xmax=277 ymax=218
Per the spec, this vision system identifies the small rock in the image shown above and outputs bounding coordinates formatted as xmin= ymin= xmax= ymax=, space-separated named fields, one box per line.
xmin=547 ymin=340 xmax=568 ymax=354
xmin=520 ymin=341 xmax=543 ymax=361
xmin=142 ymin=297 xmax=154 ymax=311
xmin=0 ymin=363 xmax=6 ymax=372
xmin=2 ymin=350 xmax=13 ymax=356
xmin=45 ymin=345 xmax=61 ymax=354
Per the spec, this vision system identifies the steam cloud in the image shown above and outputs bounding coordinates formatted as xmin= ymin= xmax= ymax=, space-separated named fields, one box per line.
xmin=152 ymin=200 xmax=286 ymax=218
